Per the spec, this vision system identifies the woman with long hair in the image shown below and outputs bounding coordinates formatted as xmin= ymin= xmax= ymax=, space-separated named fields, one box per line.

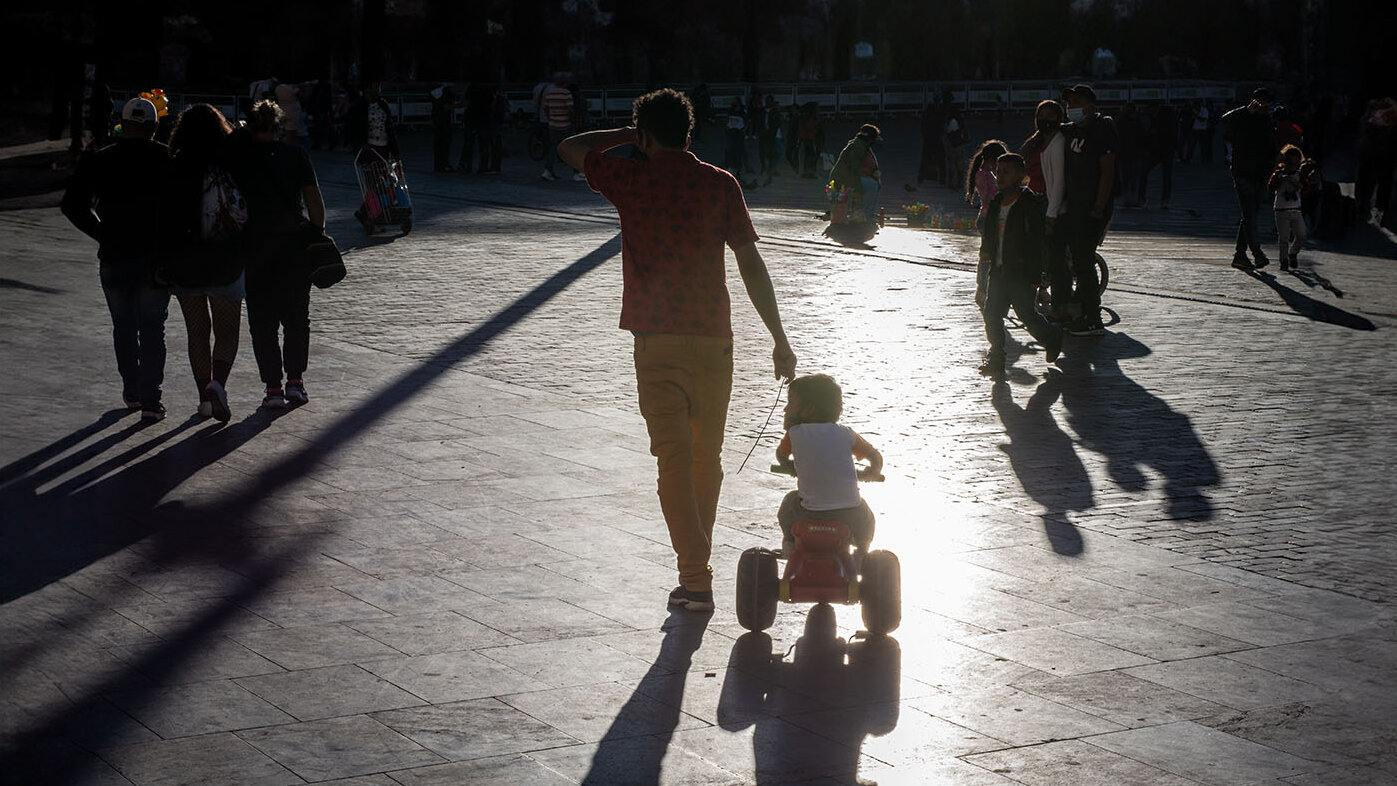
xmin=167 ymin=103 xmax=243 ymax=422
xmin=965 ymin=139 xmax=1008 ymax=228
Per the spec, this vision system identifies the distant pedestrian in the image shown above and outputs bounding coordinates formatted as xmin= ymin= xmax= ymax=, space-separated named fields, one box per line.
xmin=944 ymin=105 xmax=969 ymax=187
xmin=1116 ymin=104 xmax=1146 ymax=203
xmin=1058 ymin=84 xmax=1117 ymax=335
xmin=915 ymin=101 xmax=945 ymax=189
xmin=797 ymin=102 xmax=821 ymax=178
xmin=966 ymin=139 xmax=1008 ymax=228
xmin=227 ymin=100 xmax=326 ymax=410
xmin=459 ymin=80 xmax=495 ymax=173
xmin=1131 ymin=104 xmax=1178 ymax=209
xmin=756 ymin=94 xmax=780 ymax=185
xmin=275 ymin=83 xmax=308 ymax=147
xmin=1268 ymin=145 xmax=1319 ymax=271
xmin=307 ymin=77 xmax=335 ymax=151
xmin=61 ymin=97 xmax=175 ymax=421
xmin=1222 ymin=87 xmax=1278 ymax=270
xmin=1181 ymin=101 xmax=1209 ymax=163
xmin=86 ymin=82 xmax=113 ymax=150
xmin=830 ymin=123 xmax=883 ymax=223
xmin=974 ymin=153 xmax=1062 ymax=380
xmin=164 ymin=104 xmax=245 ymax=423
xmin=557 ymin=88 xmax=797 ymax=612
xmin=429 ymin=84 xmax=455 ymax=172
xmin=1356 ymin=97 xmax=1396 ymax=227
xmin=348 ymin=83 xmax=399 ymax=227
xmin=723 ymin=97 xmax=749 ymax=182
xmin=690 ymin=83 xmax=712 ymax=141
xmin=1020 ymin=101 xmax=1067 ymax=316
xmin=539 ymin=73 xmax=579 ymax=181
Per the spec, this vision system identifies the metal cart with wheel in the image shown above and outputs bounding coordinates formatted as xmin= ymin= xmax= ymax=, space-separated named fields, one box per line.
xmin=354 ymin=148 xmax=413 ymax=235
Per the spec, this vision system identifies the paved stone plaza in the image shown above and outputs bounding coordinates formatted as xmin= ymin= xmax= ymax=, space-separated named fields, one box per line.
xmin=2 ymin=120 xmax=1395 ymax=785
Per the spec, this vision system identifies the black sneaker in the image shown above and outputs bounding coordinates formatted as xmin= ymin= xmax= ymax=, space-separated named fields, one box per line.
xmin=1252 ymin=254 xmax=1271 ymax=270
xmin=205 ymin=380 xmax=231 ymax=423
xmin=140 ymin=403 xmax=166 ymax=422
xmin=1231 ymin=254 xmax=1255 ymax=271
xmin=285 ymin=379 xmax=308 ymax=406
xmin=668 ymin=586 xmax=715 ymax=611
xmin=262 ymin=387 xmax=286 ymax=410
xmin=1044 ymin=330 xmax=1064 ymax=363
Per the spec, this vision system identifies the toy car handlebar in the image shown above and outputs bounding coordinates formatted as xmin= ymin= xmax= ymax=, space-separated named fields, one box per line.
xmin=771 ymin=463 xmax=884 ymax=482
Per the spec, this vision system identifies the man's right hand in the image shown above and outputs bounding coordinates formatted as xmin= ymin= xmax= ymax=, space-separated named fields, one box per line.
xmin=773 ymin=341 xmax=797 ymax=381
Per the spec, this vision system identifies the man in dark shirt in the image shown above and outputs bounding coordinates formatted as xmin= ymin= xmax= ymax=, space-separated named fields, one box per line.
xmin=1223 ymin=88 xmax=1278 ymax=270
xmin=61 ymin=97 xmax=175 ymax=421
xmin=1059 ymin=84 xmax=1117 ymax=335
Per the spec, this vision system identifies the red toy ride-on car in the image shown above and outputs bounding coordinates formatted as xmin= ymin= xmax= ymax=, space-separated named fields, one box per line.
xmin=735 ymin=464 xmax=901 ymax=636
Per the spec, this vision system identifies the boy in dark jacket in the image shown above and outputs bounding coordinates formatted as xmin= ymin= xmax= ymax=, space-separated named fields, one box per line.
xmin=974 ymin=153 xmax=1063 ymax=380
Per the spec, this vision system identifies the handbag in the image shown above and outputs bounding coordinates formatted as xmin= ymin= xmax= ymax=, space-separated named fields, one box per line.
xmin=299 ymin=224 xmax=346 ymax=289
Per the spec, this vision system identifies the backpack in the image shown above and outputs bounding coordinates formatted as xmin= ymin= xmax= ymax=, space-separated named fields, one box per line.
xmin=165 ymin=166 xmax=249 ymax=288
xmin=202 ymin=166 xmax=248 ymax=241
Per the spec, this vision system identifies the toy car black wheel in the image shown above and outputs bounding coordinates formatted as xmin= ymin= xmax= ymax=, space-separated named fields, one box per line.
xmin=735 ymin=547 xmax=779 ymax=632
xmin=400 ymin=217 xmax=412 ymax=235
xmin=859 ymin=550 xmax=901 ymax=635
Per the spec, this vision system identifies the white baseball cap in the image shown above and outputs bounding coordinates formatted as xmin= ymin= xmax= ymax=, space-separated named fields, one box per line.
xmin=122 ymin=97 xmax=158 ymax=124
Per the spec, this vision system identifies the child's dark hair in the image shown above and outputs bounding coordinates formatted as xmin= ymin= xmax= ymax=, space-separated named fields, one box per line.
xmin=634 ymin=88 xmax=693 ymax=149
xmin=1280 ymin=143 xmax=1305 ymax=161
xmin=966 ymin=139 xmax=1008 ymax=202
xmin=788 ymin=374 xmax=843 ymax=424
xmin=995 ymin=152 xmax=1027 ymax=186
xmin=246 ymin=99 xmax=284 ymax=135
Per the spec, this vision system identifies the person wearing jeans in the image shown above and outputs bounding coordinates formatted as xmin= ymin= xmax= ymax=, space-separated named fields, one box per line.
xmin=62 ymin=96 xmax=175 ymax=421
xmin=1222 ymin=88 xmax=1278 ymax=270
xmin=229 ymin=99 xmax=325 ymax=409
xmin=559 ymin=88 xmax=796 ymax=612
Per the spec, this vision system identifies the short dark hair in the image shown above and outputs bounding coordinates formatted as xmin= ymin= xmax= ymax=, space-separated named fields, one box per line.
xmin=996 ymin=152 xmax=1026 ymax=173
xmin=633 ymin=88 xmax=693 ymax=149
xmin=246 ymin=99 xmax=284 ymax=135
xmin=788 ymin=374 xmax=843 ymax=423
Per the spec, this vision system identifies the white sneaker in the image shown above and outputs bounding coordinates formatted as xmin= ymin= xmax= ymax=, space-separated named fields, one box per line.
xmin=572 ymin=172 xmax=587 ymax=181
xmin=540 ymin=170 xmax=557 ymax=181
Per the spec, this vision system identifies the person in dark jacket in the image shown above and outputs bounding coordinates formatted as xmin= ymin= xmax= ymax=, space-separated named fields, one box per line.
xmin=1222 ymin=88 xmax=1278 ymax=270
xmin=227 ymin=100 xmax=326 ymax=410
xmin=974 ymin=153 xmax=1063 ymax=380
xmin=61 ymin=97 xmax=175 ymax=421
xmin=429 ymin=84 xmax=455 ymax=172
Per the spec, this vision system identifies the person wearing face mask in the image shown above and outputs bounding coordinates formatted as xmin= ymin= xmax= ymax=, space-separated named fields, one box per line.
xmin=1221 ymin=87 xmax=1279 ymax=271
xmin=1058 ymin=84 xmax=1117 ymax=336
xmin=1020 ymin=100 xmax=1068 ymax=317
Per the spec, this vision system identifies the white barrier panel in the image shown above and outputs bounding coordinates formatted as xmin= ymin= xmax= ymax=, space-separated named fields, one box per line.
xmin=793 ymin=87 xmax=837 ymax=110
xmin=967 ymin=89 xmax=1008 ymax=108
xmin=1011 ymin=88 xmax=1054 ymax=106
xmin=882 ymin=88 xmax=928 ymax=114
xmin=1204 ymin=86 xmax=1237 ymax=100
xmin=1130 ymin=86 xmax=1168 ymax=102
xmin=1095 ymin=88 xmax=1130 ymax=104
xmin=838 ymin=88 xmax=882 ymax=115
xmin=1169 ymin=86 xmax=1205 ymax=101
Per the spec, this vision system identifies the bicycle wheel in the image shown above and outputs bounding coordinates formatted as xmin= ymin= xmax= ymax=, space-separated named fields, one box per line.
xmin=1095 ymin=253 xmax=1109 ymax=295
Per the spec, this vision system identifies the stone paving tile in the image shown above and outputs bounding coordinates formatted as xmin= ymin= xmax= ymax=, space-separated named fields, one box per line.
xmin=1124 ymin=655 xmax=1327 ymax=711
xmin=1088 ymin=720 xmax=1323 ymax=785
xmin=1056 ymin=613 xmax=1255 ymax=661
xmin=965 ymin=738 xmax=1203 ymax=786
xmin=957 ymin=626 xmax=1156 ymax=676
xmin=371 ymin=698 xmax=579 ymax=761
xmin=384 ymin=755 xmax=577 ymax=785
xmin=236 ymin=664 xmax=426 ymax=721
xmin=237 ymin=715 xmax=445 ymax=782
xmin=104 ymin=680 xmax=294 ymax=739
xmin=912 ymin=685 xmax=1127 ymax=746
xmin=101 ymin=732 xmax=303 ymax=786
xmin=346 ymin=610 xmax=521 ymax=656
xmin=230 ymin=623 xmax=405 ymax=670
xmin=1010 ymin=670 xmax=1231 ymax=728
xmin=357 ymin=649 xmax=540 ymax=705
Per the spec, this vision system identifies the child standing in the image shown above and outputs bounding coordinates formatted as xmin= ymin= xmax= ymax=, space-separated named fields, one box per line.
xmin=1268 ymin=144 xmax=1318 ymax=271
xmin=775 ymin=374 xmax=882 ymax=556
xmin=975 ymin=153 xmax=1064 ymax=379
xmin=966 ymin=140 xmax=1008 ymax=229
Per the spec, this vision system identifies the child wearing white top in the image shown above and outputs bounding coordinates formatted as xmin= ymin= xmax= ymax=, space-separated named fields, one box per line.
xmin=774 ymin=374 xmax=883 ymax=555
xmin=1267 ymin=145 xmax=1319 ymax=272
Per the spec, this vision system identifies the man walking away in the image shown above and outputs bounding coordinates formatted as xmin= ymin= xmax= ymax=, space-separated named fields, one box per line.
xmin=1059 ymin=84 xmax=1117 ymax=336
xmin=558 ymin=89 xmax=797 ymax=611
xmin=1222 ymin=88 xmax=1278 ymax=271
xmin=62 ymin=97 xmax=175 ymax=421
xmin=539 ymin=73 xmax=579 ymax=181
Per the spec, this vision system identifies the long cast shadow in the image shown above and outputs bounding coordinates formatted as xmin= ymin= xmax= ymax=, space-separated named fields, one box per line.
xmin=1246 ymin=269 xmax=1376 ymax=331
xmin=992 ymin=378 xmax=1093 ymax=555
xmin=1054 ymin=332 xmax=1220 ymax=522
xmin=0 ymin=234 xmax=622 ymax=784
xmin=718 ymin=605 xmax=901 ymax=784
xmin=581 ymin=611 xmax=711 ymax=785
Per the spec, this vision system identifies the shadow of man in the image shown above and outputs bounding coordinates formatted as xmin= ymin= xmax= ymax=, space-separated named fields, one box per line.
xmin=718 ymin=604 xmax=901 ymax=784
xmin=992 ymin=377 xmax=1094 ymax=555
xmin=581 ymin=611 xmax=712 ymax=785
xmin=1054 ymin=331 xmax=1220 ymax=522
